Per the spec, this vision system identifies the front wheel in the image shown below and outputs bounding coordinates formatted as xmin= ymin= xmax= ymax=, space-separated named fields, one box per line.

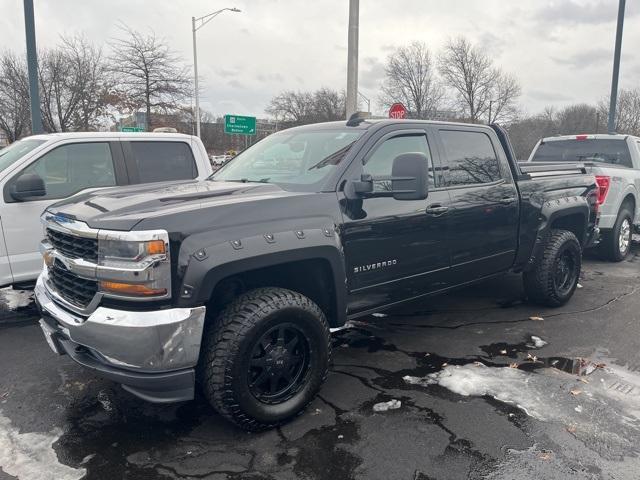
xmin=523 ymin=229 xmax=582 ymax=307
xmin=198 ymin=287 xmax=331 ymax=431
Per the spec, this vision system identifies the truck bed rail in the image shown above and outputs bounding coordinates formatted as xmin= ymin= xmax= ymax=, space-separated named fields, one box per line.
xmin=518 ymin=162 xmax=588 ymax=178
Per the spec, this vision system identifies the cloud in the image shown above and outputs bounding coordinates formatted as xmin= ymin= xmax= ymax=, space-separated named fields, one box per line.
xmin=534 ymin=0 xmax=639 ymax=26
xmin=216 ymin=68 xmax=241 ymax=78
xmin=527 ymin=89 xmax=574 ymax=103
xmin=360 ymin=56 xmax=386 ymax=89
xmin=551 ymin=48 xmax=612 ymax=68
xmin=256 ymin=73 xmax=285 ymax=84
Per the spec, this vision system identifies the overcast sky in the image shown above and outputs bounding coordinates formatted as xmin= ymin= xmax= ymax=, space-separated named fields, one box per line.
xmin=2 ymin=0 xmax=639 ymax=118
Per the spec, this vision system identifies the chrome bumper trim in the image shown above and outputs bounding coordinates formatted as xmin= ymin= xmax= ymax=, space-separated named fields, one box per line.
xmin=35 ymin=276 xmax=206 ymax=372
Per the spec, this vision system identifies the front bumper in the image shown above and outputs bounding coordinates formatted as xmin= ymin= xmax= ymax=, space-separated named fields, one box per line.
xmin=35 ymin=276 xmax=206 ymax=403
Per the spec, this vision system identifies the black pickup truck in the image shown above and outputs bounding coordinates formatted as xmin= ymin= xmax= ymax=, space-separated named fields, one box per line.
xmin=35 ymin=118 xmax=598 ymax=430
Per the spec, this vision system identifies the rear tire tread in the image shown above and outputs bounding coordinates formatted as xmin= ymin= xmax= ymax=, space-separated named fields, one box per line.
xmin=523 ymin=229 xmax=581 ymax=307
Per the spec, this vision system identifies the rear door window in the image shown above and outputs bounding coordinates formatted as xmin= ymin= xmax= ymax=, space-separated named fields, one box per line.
xmin=128 ymin=141 xmax=198 ymax=184
xmin=439 ymin=130 xmax=501 ymax=186
xmin=531 ymin=139 xmax=633 ymax=168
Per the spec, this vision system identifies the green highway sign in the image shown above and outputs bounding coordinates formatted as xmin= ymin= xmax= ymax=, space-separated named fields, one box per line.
xmin=224 ymin=114 xmax=256 ymax=135
xmin=121 ymin=126 xmax=144 ymax=132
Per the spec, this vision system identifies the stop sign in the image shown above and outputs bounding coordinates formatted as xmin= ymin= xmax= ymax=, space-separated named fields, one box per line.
xmin=389 ymin=103 xmax=407 ymax=119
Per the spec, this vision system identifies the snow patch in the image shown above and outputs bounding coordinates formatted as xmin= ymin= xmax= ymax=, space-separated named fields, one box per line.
xmin=0 ymin=411 xmax=85 ymax=480
xmin=404 ymin=361 xmax=640 ymax=457
xmin=529 ymin=336 xmax=547 ymax=348
xmin=0 ymin=287 xmax=34 ymax=311
xmin=373 ymin=399 xmax=401 ymax=412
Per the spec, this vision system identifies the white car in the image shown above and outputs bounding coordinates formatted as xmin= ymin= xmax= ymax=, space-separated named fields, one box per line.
xmin=0 ymin=132 xmax=213 ymax=287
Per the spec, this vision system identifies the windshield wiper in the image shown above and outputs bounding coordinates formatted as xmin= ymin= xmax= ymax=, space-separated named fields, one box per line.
xmin=221 ymin=178 xmax=271 ymax=183
xmin=308 ymin=141 xmax=357 ymax=171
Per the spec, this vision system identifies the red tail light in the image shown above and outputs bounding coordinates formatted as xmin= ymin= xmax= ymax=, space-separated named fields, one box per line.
xmin=595 ymin=175 xmax=611 ymax=205
xmin=576 ymin=135 xmax=589 ymax=141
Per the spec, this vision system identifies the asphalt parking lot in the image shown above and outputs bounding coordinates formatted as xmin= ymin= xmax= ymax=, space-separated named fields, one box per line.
xmin=1 ymin=248 xmax=640 ymax=480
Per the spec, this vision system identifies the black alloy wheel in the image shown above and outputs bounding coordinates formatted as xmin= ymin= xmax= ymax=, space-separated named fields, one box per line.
xmin=248 ymin=324 xmax=311 ymax=404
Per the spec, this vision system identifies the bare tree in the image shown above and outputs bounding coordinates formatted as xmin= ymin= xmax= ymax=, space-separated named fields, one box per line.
xmin=556 ymin=104 xmax=600 ymax=134
xmin=266 ymin=90 xmax=314 ymax=123
xmin=108 ymin=24 xmax=190 ymax=131
xmin=487 ymin=73 xmax=521 ymax=123
xmin=63 ymin=36 xmax=112 ymax=130
xmin=0 ymin=52 xmax=30 ymax=142
xmin=37 ymin=35 xmax=111 ymax=132
xmin=380 ymin=42 xmax=445 ymax=119
xmin=599 ymin=88 xmax=640 ymax=136
xmin=266 ymin=88 xmax=344 ymax=124
xmin=312 ymin=87 xmax=345 ymax=122
xmin=438 ymin=36 xmax=520 ymax=123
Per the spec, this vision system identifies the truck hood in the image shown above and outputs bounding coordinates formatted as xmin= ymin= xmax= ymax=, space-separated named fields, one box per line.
xmin=47 ymin=179 xmax=307 ymax=230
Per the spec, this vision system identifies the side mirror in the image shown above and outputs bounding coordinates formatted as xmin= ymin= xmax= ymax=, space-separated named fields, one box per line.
xmin=11 ymin=173 xmax=46 ymax=201
xmin=347 ymin=152 xmax=430 ymax=201
xmin=390 ymin=152 xmax=429 ymax=200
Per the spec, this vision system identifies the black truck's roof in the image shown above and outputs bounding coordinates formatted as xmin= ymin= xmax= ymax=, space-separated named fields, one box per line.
xmin=285 ymin=118 xmax=496 ymax=133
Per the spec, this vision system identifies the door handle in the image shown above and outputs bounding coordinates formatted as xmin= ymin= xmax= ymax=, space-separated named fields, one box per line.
xmin=425 ymin=204 xmax=449 ymax=216
xmin=499 ymin=197 xmax=517 ymax=205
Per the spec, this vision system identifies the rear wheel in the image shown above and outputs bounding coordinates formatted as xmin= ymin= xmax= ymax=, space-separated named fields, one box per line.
xmin=523 ymin=229 xmax=582 ymax=307
xmin=199 ymin=287 xmax=331 ymax=431
xmin=601 ymin=207 xmax=633 ymax=262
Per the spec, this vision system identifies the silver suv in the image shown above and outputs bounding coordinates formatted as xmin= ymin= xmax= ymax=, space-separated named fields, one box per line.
xmin=529 ymin=134 xmax=640 ymax=261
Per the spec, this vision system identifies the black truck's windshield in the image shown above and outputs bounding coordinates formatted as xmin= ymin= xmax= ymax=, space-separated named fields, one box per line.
xmin=212 ymin=129 xmax=363 ymax=191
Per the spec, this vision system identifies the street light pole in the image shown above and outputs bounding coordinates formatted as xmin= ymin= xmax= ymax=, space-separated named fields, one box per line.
xmin=192 ymin=7 xmax=241 ymax=138
xmin=23 ymin=0 xmax=43 ymax=134
xmin=608 ymin=0 xmax=626 ymax=134
xmin=345 ymin=0 xmax=359 ymax=119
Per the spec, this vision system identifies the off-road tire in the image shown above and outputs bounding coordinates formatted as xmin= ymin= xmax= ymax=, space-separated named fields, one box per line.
xmin=198 ymin=287 xmax=331 ymax=431
xmin=523 ymin=229 xmax=582 ymax=307
xmin=600 ymin=207 xmax=633 ymax=262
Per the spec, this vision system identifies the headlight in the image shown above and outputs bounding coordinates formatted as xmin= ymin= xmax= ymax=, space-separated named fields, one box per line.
xmin=99 ymin=239 xmax=166 ymax=264
xmin=96 ymin=232 xmax=171 ymax=300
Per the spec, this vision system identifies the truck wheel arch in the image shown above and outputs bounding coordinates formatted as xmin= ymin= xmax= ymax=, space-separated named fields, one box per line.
xmin=180 ymin=245 xmax=348 ymax=327
xmin=525 ymin=200 xmax=590 ymax=271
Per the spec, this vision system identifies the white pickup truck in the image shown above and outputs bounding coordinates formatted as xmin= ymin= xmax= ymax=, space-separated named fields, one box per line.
xmin=528 ymin=133 xmax=640 ymax=261
xmin=0 ymin=132 xmax=213 ymax=287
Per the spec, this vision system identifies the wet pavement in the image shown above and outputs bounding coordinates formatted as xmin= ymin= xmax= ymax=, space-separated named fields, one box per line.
xmin=1 ymin=248 xmax=640 ymax=480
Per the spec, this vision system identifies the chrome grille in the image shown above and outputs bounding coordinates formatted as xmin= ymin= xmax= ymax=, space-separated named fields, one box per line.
xmin=49 ymin=260 xmax=98 ymax=308
xmin=47 ymin=228 xmax=98 ymax=263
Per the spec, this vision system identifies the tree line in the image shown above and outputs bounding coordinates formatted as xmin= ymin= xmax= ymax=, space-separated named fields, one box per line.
xmin=267 ymin=37 xmax=522 ymax=125
xmin=266 ymin=35 xmax=640 ymax=159
xmin=0 ymin=24 xmax=191 ymax=142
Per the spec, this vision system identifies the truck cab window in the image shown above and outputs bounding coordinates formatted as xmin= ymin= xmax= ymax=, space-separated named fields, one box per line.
xmin=440 ymin=130 xmax=501 ymax=186
xmin=129 ymin=141 xmax=198 ymax=183
xmin=20 ymin=142 xmax=115 ymax=200
xmin=364 ymin=135 xmax=434 ymax=192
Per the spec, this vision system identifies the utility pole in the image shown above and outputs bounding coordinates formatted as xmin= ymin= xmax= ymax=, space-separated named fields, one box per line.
xmin=23 ymin=0 xmax=43 ymax=134
xmin=192 ymin=7 xmax=241 ymax=138
xmin=608 ymin=0 xmax=626 ymax=134
xmin=345 ymin=0 xmax=359 ymax=119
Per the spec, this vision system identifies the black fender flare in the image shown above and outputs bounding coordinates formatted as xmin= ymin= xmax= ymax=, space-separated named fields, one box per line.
xmin=524 ymin=197 xmax=590 ymax=271
xmin=176 ymin=226 xmax=348 ymax=326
